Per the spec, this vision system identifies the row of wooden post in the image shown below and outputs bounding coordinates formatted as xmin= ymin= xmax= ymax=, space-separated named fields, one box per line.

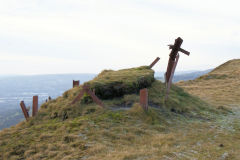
xmin=20 ymin=96 xmax=38 ymax=121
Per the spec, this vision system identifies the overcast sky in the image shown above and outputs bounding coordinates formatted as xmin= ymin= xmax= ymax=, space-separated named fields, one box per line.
xmin=0 ymin=0 xmax=239 ymax=75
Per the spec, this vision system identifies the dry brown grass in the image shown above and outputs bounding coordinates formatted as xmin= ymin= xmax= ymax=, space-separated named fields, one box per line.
xmin=178 ymin=59 xmax=240 ymax=107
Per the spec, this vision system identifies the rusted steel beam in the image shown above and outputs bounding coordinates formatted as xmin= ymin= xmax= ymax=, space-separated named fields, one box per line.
xmin=71 ymin=84 xmax=105 ymax=107
xmin=149 ymin=57 xmax=160 ymax=68
xmin=169 ymin=45 xmax=190 ymax=56
xmin=165 ymin=54 xmax=179 ymax=99
xmin=32 ymin=96 xmax=38 ymax=117
xmin=140 ymin=88 xmax=148 ymax=111
xmin=73 ymin=80 xmax=80 ymax=88
xmin=165 ymin=58 xmax=176 ymax=83
xmin=71 ymin=89 xmax=85 ymax=104
xmin=85 ymin=88 xmax=105 ymax=108
xmin=82 ymin=84 xmax=90 ymax=91
xmin=20 ymin=101 xmax=29 ymax=121
xmin=82 ymin=84 xmax=104 ymax=107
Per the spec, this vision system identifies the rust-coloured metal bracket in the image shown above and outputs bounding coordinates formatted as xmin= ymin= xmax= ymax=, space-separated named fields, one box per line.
xmin=140 ymin=88 xmax=148 ymax=111
xmin=149 ymin=57 xmax=160 ymax=69
xmin=71 ymin=84 xmax=104 ymax=107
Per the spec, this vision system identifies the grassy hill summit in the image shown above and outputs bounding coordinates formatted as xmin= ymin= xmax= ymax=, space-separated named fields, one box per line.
xmin=0 ymin=65 xmax=237 ymax=160
xmin=177 ymin=59 xmax=240 ymax=107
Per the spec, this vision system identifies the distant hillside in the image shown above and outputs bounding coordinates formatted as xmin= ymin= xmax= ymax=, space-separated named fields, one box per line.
xmin=178 ymin=59 xmax=240 ymax=107
xmin=155 ymin=69 xmax=212 ymax=82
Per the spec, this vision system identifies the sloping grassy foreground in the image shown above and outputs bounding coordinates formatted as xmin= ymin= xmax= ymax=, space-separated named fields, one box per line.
xmin=177 ymin=59 xmax=240 ymax=107
xmin=1 ymin=103 xmax=237 ymax=160
xmin=0 ymin=66 xmax=229 ymax=160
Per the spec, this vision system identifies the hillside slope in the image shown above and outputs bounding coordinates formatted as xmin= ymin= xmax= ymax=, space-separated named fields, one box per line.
xmin=156 ymin=69 xmax=212 ymax=82
xmin=178 ymin=59 xmax=240 ymax=107
xmin=0 ymin=66 xmax=228 ymax=160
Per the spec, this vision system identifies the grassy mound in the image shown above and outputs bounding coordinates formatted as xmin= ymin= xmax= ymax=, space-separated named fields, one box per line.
xmin=38 ymin=80 xmax=216 ymax=122
xmin=0 ymin=66 xmax=222 ymax=160
xmin=85 ymin=66 xmax=155 ymax=99
xmin=178 ymin=59 xmax=240 ymax=107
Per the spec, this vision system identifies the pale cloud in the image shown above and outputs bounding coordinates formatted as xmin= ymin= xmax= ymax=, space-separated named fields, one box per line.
xmin=0 ymin=0 xmax=239 ymax=74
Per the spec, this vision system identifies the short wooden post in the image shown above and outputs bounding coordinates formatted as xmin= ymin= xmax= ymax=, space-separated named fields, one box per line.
xmin=32 ymin=96 xmax=38 ymax=117
xmin=149 ymin=57 xmax=160 ymax=68
xmin=140 ymin=88 xmax=148 ymax=111
xmin=73 ymin=80 xmax=80 ymax=88
xmin=20 ymin=101 xmax=29 ymax=120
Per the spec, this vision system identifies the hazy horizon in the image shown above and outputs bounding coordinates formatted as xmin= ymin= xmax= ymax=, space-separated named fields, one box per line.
xmin=0 ymin=68 xmax=213 ymax=76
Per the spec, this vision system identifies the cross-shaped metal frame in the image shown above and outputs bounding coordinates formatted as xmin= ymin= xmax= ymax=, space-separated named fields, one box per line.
xmin=165 ymin=37 xmax=190 ymax=100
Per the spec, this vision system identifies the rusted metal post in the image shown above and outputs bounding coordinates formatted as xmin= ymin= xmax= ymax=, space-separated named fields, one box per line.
xmin=165 ymin=54 xmax=179 ymax=99
xmin=32 ymin=96 xmax=38 ymax=117
xmin=165 ymin=37 xmax=190 ymax=100
xmin=149 ymin=57 xmax=160 ymax=68
xmin=20 ymin=101 xmax=29 ymax=120
xmin=140 ymin=88 xmax=148 ymax=111
xmin=73 ymin=80 xmax=80 ymax=88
